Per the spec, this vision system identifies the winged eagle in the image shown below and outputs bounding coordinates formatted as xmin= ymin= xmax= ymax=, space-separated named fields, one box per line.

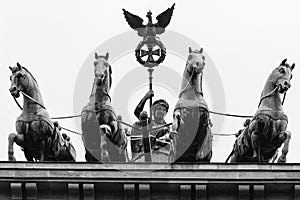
xmin=122 ymin=3 xmax=175 ymax=37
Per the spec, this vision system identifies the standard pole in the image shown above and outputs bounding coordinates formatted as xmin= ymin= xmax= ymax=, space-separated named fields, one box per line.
xmin=142 ymin=68 xmax=154 ymax=162
xmin=148 ymin=68 xmax=154 ymax=118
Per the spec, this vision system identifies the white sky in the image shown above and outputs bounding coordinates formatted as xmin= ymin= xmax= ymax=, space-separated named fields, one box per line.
xmin=1 ymin=0 xmax=299 ymax=162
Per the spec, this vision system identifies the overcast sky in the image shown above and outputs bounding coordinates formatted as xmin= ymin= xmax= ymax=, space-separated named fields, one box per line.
xmin=1 ymin=0 xmax=299 ymax=162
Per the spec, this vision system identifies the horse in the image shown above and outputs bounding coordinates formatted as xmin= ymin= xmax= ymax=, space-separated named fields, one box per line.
xmin=8 ymin=63 xmax=76 ymax=161
xmin=164 ymin=47 xmax=213 ymax=163
xmin=81 ymin=52 xmax=127 ymax=162
xmin=226 ymin=59 xmax=295 ymax=163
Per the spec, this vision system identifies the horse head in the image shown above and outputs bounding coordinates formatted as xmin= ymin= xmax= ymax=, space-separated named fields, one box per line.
xmin=179 ymin=47 xmax=206 ymax=99
xmin=9 ymin=62 xmax=36 ymax=98
xmin=186 ymin=47 xmax=205 ymax=75
xmin=271 ymin=59 xmax=294 ymax=94
xmin=94 ymin=52 xmax=112 ymax=89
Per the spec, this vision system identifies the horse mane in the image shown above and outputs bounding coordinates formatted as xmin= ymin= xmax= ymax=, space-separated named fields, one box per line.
xmin=108 ymin=64 xmax=112 ymax=88
xmin=21 ymin=66 xmax=39 ymax=86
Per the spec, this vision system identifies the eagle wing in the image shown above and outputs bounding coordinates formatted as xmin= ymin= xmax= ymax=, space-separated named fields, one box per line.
xmin=122 ymin=9 xmax=146 ymax=36
xmin=155 ymin=3 xmax=175 ymax=34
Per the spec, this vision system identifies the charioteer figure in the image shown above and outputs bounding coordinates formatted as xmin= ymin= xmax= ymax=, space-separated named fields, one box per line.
xmin=130 ymin=90 xmax=171 ymax=159
xmin=134 ymin=90 xmax=170 ymax=138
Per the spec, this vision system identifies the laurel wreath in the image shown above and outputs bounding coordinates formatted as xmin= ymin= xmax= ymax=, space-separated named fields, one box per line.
xmin=135 ymin=38 xmax=166 ymax=67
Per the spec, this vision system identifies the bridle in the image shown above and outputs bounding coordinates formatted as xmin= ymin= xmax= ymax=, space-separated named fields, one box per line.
xmin=10 ymin=71 xmax=46 ymax=111
xmin=98 ymin=89 xmax=112 ymax=103
xmin=94 ymin=60 xmax=112 ymax=104
xmin=94 ymin=73 xmax=112 ymax=104
xmin=257 ymin=85 xmax=287 ymax=108
xmin=179 ymin=65 xmax=204 ymax=98
xmin=258 ymin=62 xmax=293 ymax=108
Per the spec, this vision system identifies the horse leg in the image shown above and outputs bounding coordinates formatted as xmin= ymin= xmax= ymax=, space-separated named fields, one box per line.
xmin=99 ymin=127 xmax=110 ymax=162
xmin=250 ymin=130 xmax=261 ymax=160
xmin=229 ymin=153 xmax=237 ymax=163
xmin=277 ymin=130 xmax=291 ymax=163
xmin=24 ymin=151 xmax=34 ymax=161
xmin=101 ymin=120 xmax=127 ymax=152
xmin=159 ymin=110 xmax=182 ymax=142
xmin=225 ymin=148 xmax=235 ymax=163
xmin=39 ymin=139 xmax=46 ymax=161
xmin=258 ymin=146 xmax=261 ymax=162
xmin=172 ymin=110 xmax=182 ymax=133
xmin=110 ymin=120 xmax=126 ymax=148
xmin=8 ymin=133 xmax=25 ymax=161
xmin=85 ymin=148 xmax=99 ymax=162
xmin=108 ymin=120 xmax=128 ymax=161
xmin=100 ymin=124 xmax=112 ymax=136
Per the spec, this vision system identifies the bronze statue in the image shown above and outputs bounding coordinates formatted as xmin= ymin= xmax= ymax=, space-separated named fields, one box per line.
xmin=8 ymin=63 xmax=76 ymax=161
xmin=81 ymin=52 xmax=128 ymax=162
xmin=226 ymin=59 xmax=295 ymax=163
xmin=162 ymin=47 xmax=213 ymax=163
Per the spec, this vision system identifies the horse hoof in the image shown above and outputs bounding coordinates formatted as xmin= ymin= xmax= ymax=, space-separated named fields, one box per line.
xmin=169 ymin=131 xmax=177 ymax=139
xmin=100 ymin=125 xmax=112 ymax=136
xmin=277 ymin=156 xmax=286 ymax=163
xmin=251 ymin=152 xmax=258 ymax=159
xmin=8 ymin=156 xmax=16 ymax=161
xmin=101 ymin=150 xmax=110 ymax=162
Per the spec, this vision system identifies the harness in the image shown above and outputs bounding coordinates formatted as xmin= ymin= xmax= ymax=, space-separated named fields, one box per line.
xmin=174 ymin=98 xmax=209 ymax=112
xmin=11 ymin=87 xmax=75 ymax=161
xmin=82 ymin=101 xmax=117 ymax=119
xmin=253 ymin=107 xmax=288 ymax=122
xmin=231 ymin=106 xmax=288 ymax=162
xmin=16 ymin=109 xmax=54 ymax=130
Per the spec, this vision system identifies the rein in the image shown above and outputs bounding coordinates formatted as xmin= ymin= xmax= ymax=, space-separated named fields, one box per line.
xmin=10 ymin=79 xmax=289 ymax=138
xmin=13 ymin=96 xmax=23 ymax=110
xmin=12 ymin=89 xmax=46 ymax=110
xmin=209 ymin=111 xmax=253 ymax=118
xmin=13 ymin=94 xmax=82 ymax=120
xmin=281 ymin=92 xmax=287 ymax=105
xmin=102 ymin=91 xmax=112 ymax=103
xmin=21 ymin=91 xmax=46 ymax=109
xmin=93 ymin=77 xmax=112 ymax=103
xmin=257 ymin=85 xmax=287 ymax=108
xmin=179 ymin=69 xmax=194 ymax=98
xmin=11 ymin=89 xmax=84 ymax=136
xmin=179 ymin=70 xmax=204 ymax=98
